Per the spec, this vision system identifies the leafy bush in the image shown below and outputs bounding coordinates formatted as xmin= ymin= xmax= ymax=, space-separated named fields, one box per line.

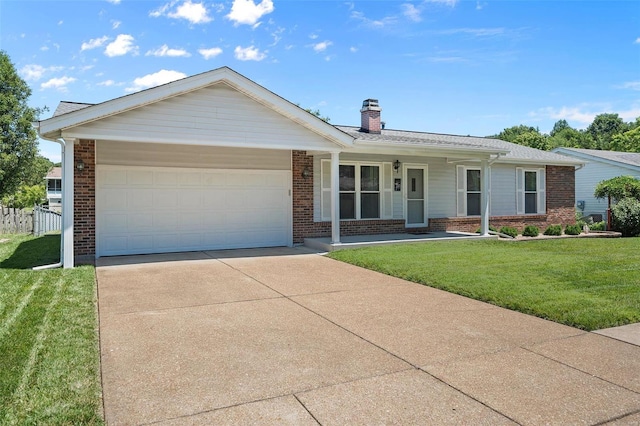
xmin=522 ymin=225 xmax=539 ymax=237
xmin=589 ymin=221 xmax=606 ymax=231
xmin=499 ymin=226 xmax=518 ymax=238
xmin=564 ymin=224 xmax=582 ymax=235
xmin=611 ymin=197 xmax=640 ymax=237
xmin=475 ymin=225 xmax=498 ymax=234
xmin=544 ymin=225 xmax=562 ymax=236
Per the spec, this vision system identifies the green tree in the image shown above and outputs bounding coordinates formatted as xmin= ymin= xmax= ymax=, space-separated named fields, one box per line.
xmin=587 ymin=113 xmax=627 ymax=150
xmin=594 ymin=176 xmax=640 ymax=203
xmin=513 ymin=130 xmax=549 ymax=150
xmin=610 ymin=125 xmax=640 ymax=152
xmin=547 ymin=127 xmax=595 ymax=149
xmin=550 ymin=119 xmax=571 ymax=137
xmin=493 ymin=125 xmax=540 ymax=143
xmin=2 ymin=184 xmax=46 ymax=209
xmin=24 ymin=155 xmax=54 ymax=186
xmin=0 ymin=50 xmax=43 ymax=199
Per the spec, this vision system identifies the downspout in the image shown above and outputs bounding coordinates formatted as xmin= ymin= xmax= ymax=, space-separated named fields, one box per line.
xmin=32 ymin=133 xmax=69 ymax=270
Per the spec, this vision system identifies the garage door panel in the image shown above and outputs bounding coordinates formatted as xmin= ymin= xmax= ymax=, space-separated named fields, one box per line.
xmin=97 ymin=165 xmax=291 ymax=256
xmin=128 ymin=190 xmax=152 ymax=210
xmin=129 ymin=213 xmax=152 ymax=229
xmin=130 ymin=235 xmax=154 ymax=251
xmin=102 ymin=189 xmax=127 ymax=211
xmin=128 ymin=170 xmax=154 ymax=185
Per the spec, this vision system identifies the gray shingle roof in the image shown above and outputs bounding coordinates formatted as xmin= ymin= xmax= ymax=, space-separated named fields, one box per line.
xmin=53 ymin=101 xmax=94 ymax=117
xmin=336 ymin=126 xmax=580 ymax=164
xmin=45 ymin=167 xmax=61 ymax=179
xmin=554 ymin=148 xmax=640 ymax=168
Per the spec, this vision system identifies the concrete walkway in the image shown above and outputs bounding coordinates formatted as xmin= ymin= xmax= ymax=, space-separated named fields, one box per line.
xmin=97 ymin=248 xmax=640 ymax=425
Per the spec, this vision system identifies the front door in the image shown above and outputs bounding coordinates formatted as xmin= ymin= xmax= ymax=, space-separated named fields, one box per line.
xmin=405 ymin=166 xmax=428 ymax=227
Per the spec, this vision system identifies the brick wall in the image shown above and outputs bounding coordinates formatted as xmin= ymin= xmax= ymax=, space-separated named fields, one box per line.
xmin=545 ymin=165 xmax=576 ymax=224
xmin=74 ymin=140 xmax=96 ymax=256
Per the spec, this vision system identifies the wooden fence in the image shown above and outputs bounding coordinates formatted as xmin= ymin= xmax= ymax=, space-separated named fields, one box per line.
xmin=0 ymin=205 xmax=61 ymax=235
xmin=33 ymin=205 xmax=62 ymax=236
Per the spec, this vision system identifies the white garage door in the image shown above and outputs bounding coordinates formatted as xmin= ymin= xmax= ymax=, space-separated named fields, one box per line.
xmin=96 ymin=165 xmax=291 ymax=257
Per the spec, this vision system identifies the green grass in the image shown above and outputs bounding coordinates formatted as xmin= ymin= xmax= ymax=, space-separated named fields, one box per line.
xmin=0 ymin=234 xmax=103 ymax=425
xmin=329 ymin=238 xmax=640 ymax=331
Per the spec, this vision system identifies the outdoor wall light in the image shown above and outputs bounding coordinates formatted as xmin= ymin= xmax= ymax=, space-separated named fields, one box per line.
xmin=76 ymin=159 xmax=85 ymax=171
xmin=301 ymin=166 xmax=311 ymax=179
xmin=393 ymin=160 xmax=401 ymax=173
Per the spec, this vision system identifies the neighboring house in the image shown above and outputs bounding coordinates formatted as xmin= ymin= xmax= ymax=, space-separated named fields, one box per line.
xmin=36 ymin=67 xmax=580 ymax=266
xmin=552 ymin=148 xmax=640 ymax=221
xmin=44 ymin=167 xmax=62 ymax=212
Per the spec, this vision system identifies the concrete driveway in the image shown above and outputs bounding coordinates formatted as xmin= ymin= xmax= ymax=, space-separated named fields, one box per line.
xmin=97 ymin=248 xmax=640 ymax=425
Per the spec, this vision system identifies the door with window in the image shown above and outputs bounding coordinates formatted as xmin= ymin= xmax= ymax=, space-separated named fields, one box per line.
xmin=404 ymin=166 xmax=428 ymax=227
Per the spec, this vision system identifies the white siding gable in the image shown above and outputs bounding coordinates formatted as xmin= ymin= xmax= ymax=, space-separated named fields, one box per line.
xmin=63 ymin=83 xmax=342 ymax=151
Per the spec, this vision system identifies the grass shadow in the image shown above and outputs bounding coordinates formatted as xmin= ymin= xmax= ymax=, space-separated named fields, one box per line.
xmin=0 ymin=234 xmax=61 ymax=269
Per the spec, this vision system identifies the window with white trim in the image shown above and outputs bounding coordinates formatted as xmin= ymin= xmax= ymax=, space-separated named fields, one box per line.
xmin=321 ymin=160 xmax=392 ymax=221
xmin=456 ymin=165 xmax=490 ymax=217
xmin=524 ymin=171 xmax=537 ymax=214
xmin=466 ymin=169 xmax=481 ymax=216
xmin=339 ymin=164 xmax=380 ymax=219
xmin=516 ymin=167 xmax=546 ymax=215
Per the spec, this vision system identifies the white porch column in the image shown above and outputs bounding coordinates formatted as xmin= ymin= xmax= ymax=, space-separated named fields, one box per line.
xmin=62 ymin=138 xmax=75 ymax=268
xmin=480 ymin=159 xmax=490 ymax=236
xmin=331 ymin=152 xmax=340 ymax=244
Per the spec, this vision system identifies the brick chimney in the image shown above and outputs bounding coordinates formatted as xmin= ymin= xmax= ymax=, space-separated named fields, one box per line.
xmin=360 ymin=98 xmax=382 ymax=134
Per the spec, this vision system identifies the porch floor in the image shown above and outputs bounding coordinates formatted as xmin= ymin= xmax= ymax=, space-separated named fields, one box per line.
xmin=304 ymin=231 xmax=496 ymax=252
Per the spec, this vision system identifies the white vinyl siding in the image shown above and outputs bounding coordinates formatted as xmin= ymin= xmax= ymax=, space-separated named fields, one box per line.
xmin=71 ymin=84 xmax=340 ymax=152
xmin=516 ymin=167 xmax=546 ymax=214
xmin=489 ymin=165 xmax=517 ymax=216
xmin=97 ymin=141 xmax=290 ymax=170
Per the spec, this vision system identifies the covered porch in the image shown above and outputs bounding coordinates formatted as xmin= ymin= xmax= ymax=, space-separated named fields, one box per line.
xmin=304 ymin=231 xmax=495 ymax=252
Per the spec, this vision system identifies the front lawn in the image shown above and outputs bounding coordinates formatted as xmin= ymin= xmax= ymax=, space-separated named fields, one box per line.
xmin=0 ymin=234 xmax=103 ymax=425
xmin=329 ymin=238 xmax=640 ymax=331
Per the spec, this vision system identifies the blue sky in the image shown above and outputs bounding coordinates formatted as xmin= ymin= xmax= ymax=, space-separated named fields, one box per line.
xmin=1 ymin=0 xmax=639 ymax=162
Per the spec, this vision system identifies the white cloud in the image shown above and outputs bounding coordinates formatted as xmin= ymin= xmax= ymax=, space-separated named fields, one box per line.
xmin=426 ymin=0 xmax=458 ymax=6
xmin=350 ymin=46 xmax=358 ymax=53
xmin=402 ymin=3 xmax=422 ymax=22
xmin=198 ymin=47 xmax=223 ymax=59
xmin=126 ymin=69 xmax=187 ymax=92
xmin=58 ymin=20 xmax=63 ymax=25
xmin=226 ymin=0 xmax=274 ymax=26
xmin=41 ymin=76 xmax=76 ymax=91
xmin=105 ymin=34 xmax=138 ymax=57
xmin=146 ymin=44 xmax=191 ymax=57
xmin=112 ymin=20 xmax=121 ymax=29
xmin=309 ymin=33 xmax=319 ymax=40
xmin=97 ymin=80 xmax=116 ymax=86
xmin=40 ymin=46 xmax=49 ymax=51
xmin=619 ymin=81 xmax=640 ymax=91
xmin=350 ymin=10 xmax=397 ymax=29
xmin=150 ymin=0 xmax=212 ymax=24
xmin=21 ymin=64 xmax=46 ymax=81
xmin=313 ymin=41 xmax=332 ymax=53
xmin=169 ymin=0 xmax=212 ymax=24
xmin=234 ymin=45 xmax=266 ymax=61
xmin=107 ymin=0 xmax=121 ymax=4
xmin=532 ymin=105 xmax=640 ymax=127
xmin=20 ymin=64 xmax=63 ymax=81
xmin=81 ymin=36 xmax=109 ymax=51
xmin=438 ymin=27 xmax=505 ymax=37
xmin=635 ymin=37 xmax=640 ymax=44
